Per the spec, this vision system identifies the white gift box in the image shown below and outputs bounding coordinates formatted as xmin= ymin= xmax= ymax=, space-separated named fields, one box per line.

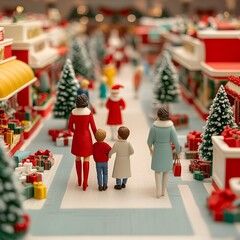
xmin=56 ymin=136 xmax=73 ymax=147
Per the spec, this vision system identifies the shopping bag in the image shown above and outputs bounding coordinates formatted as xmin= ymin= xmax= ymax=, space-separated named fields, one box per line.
xmin=172 ymin=158 xmax=181 ymax=177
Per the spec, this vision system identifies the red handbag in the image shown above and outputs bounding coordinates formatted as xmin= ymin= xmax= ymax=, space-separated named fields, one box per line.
xmin=172 ymin=158 xmax=181 ymax=177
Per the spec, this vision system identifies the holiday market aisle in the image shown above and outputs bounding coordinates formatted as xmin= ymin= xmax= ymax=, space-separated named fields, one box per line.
xmin=23 ymin=64 xmax=240 ymax=239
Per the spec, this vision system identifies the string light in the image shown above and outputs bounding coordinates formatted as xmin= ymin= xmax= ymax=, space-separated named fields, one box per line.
xmin=16 ymin=5 xmax=24 ymax=14
xmin=95 ymin=14 xmax=104 ymax=22
xmin=127 ymin=14 xmax=136 ymax=23
xmin=77 ymin=5 xmax=88 ymax=15
xmin=80 ymin=16 xmax=89 ymax=24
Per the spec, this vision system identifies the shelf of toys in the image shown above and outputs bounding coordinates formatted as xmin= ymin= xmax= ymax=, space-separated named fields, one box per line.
xmin=1 ymin=20 xmax=59 ymax=118
xmin=0 ymin=27 xmax=41 ymax=153
xmin=197 ymin=29 xmax=240 ymax=119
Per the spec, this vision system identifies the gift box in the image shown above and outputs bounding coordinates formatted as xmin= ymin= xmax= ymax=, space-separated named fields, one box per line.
xmin=224 ymin=137 xmax=240 ymax=148
xmin=26 ymin=172 xmax=42 ymax=184
xmin=22 ymin=155 xmax=37 ymax=166
xmin=223 ymin=208 xmax=240 ymax=223
xmin=44 ymin=160 xmax=52 ymax=170
xmin=4 ymin=129 xmax=13 ymax=144
xmin=15 ymin=107 xmax=32 ymax=121
xmin=8 ymin=122 xmax=16 ymax=130
xmin=36 ymin=158 xmax=44 ymax=167
xmin=35 ymin=149 xmax=51 ymax=157
xmin=13 ymin=150 xmax=31 ymax=167
xmin=48 ymin=129 xmax=66 ymax=141
xmin=33 ymin=182 xmax=47 ymax=200
xmin=193 ymin=170 xmax=204 ymax=181
xmin=33 ymin=166 xmax=44 ymax=173
xmin=14 ymin=126 xmax=22 ymax=134
xmin=185 ymin=151 xmax=199 ymax=159
xmin=21 ymin=120 xmax=31 ymax=129
xmin=22 ymin=182 xmax=34 ymax=199
xmin=56 ymin=136 xmax=73 ymax=146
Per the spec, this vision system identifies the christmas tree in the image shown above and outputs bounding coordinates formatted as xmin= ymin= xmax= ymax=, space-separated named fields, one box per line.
xmin=198 ymin=85 xmax=237 ymax=161
xmin=0 ymin=141 xmax=30 ymax=239
xmin=53 ymin=58 xmax=78 ymax=121
xmin=70 ymin=39 xmax=90 ymax=79
xmin=153 ymin=50 xmax=179 ymax=112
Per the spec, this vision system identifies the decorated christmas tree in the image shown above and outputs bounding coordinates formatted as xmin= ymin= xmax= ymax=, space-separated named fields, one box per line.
xmin=198 ymin=85 xmax=237 ymax=161
xmin=53 ymin=58 xmax=78 ymax=121
xmin=153 ymin=50 xmax=179 ymax=112
xmin=0 ymin=141 xmax=30 ymax=240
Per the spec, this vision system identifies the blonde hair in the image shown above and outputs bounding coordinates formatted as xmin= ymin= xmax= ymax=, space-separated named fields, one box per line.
xmin=95 ymin=129 xmax=106 ymax=142
xmin=81 ymin=79 xmax=90 ymax=88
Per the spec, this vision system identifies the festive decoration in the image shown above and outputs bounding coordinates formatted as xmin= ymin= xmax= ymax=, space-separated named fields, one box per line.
xmin=153 ymin=50 xmax=180 ymax=113
xmin=0 ymin=141 xmax=30 ymax=239
xmin=198 ymin=85 xmax=237 ymax=161
xmin=53 ymin=59 xmax=78 ymax=122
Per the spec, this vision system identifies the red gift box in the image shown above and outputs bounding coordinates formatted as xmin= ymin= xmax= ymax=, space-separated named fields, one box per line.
xmin=22 ymin=155 xmax=37 ymax=166
xmin=26 ymin=172 xmax=42 ymax=184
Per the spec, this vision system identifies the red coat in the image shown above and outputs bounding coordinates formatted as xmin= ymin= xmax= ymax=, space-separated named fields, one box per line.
xmin=106 ymin=97 xmax=126 ymax=125
xmin=93 ymin=142 xmax=112 ymax=162
xmin=68 ymin=108 xmax=97 ymax=157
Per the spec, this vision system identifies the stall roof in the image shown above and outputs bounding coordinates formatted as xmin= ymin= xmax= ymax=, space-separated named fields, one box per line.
xmin=0 ymin=58 xmax=36 ymax=100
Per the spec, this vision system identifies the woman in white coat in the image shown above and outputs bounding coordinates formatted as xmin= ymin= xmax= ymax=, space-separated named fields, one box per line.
xmin=147 ymin=108 xmax=181 ymax=198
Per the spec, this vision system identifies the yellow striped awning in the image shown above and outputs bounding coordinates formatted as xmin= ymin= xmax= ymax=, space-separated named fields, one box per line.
xmin=0 ymin=59 xmax=36 ymax=100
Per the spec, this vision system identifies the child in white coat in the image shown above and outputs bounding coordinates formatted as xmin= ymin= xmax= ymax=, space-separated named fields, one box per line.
xmin=109 ymin=126 xmax=134 ymax=190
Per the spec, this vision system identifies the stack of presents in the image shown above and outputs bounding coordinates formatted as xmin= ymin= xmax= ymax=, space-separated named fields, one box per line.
xmin=221 ymin=125 xmax=240 ymax=148
xmin=185 ymin=130 xmax=212 ymax=181
xmin=0 ymin=105 xmax=37 ymax=151
xmin=48 ymin=129 xmax=73 ymax=147
xmin=207 ymin=188 xmax=240 ymax=223
xmin=13 ymin=149 xmax=55 ymax=200
xmin=0 ymin=109 xmax=24 ymax=148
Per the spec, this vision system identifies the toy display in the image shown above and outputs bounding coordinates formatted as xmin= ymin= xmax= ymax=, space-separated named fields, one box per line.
xmin=68 ymin=94 xmax=97 ymax=191
xmin=106 ymin=84 xmax=126 ymax=140
xmin=109 ymin=126 xmax=134 ymax=190
xmin=147 ymin=108 xmax=181 ymax=198
xmin=93 ymin=129 xmax=112 ymax=191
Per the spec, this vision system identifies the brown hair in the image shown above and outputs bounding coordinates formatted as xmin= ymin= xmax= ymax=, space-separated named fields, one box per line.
xmin=157 ymin=108 xmax=170 ymax=121
xmin=118 ymin=126 xmax=130 ymax=140
xmin=76 ymin=94 xmax=88 ymax=108
xmin=95 ymin=129 xmax=106 ymax=142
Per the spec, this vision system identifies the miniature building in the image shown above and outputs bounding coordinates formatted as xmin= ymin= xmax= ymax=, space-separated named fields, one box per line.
xmin=212 ymin=136 xmax=240 ymax=189
xmin=225 ymin=76 xmax=240 ymax=126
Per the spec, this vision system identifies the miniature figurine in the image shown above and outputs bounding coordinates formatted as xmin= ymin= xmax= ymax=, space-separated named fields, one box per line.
xmin=103 ymin=55 xmax=116 ymax=88
xmin=133 ymin=65 xmax=144 ymax=99
xmin=147 ymin=108 xmax=181 ymax=198
xmin=77 ymin=79 xmax=90 ymax=99
xmin=106 ymin=84 xmax=126 ymax=140
xmin=68 ymin=94 xmax=97 ymax=191
xmin=99 ymin=76 xmax=108 ymax=107
xmin=109 ymin=126 xmax=134 ymax=190
xmin=77 ymin=79 xmax=96 ymax=114
xmin=93 ymin=129 xmax=112 ymax=191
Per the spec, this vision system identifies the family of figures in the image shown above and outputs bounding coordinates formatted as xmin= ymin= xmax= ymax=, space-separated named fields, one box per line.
xmin=68 ymin=93 xmax=180 ymax=198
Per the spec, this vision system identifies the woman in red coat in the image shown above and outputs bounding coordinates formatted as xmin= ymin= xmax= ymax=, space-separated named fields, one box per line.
xmin=68 ymin=94 xmax=97 ymax=191
xmin=106 ymin=84 xmax=126 ymax=140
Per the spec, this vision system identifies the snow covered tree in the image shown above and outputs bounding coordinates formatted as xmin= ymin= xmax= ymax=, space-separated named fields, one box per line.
xmin=70 ymin=39 xmax=89 ymax=79
xmin=70 ymin=38 xmax=96 ymax=80
xmin=198 ymin=85 xmax=237 ymax=161
xmin=153 ymin=50 xmax=179 ymax=113
xmin=53 ymin=58 xmax=78 ymax=122
xmin=0 ymin=141 xmax=29 ymax=240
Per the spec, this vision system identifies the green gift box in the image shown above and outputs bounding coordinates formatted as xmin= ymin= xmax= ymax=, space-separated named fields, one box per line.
xmin=193 ymin=170 xmax=204 ymax=181
xmin=8 ymin=122 xmax=16 ymax=130
xmin=223 ymin=208 xmax=240 ymax=223
xmin=22 ymin=183 xmax=34 ymax=199
xmin=14 ymin=126 xmax=22 ymax=134
xmin=13 ymin=150 xmax=31 ymax=167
